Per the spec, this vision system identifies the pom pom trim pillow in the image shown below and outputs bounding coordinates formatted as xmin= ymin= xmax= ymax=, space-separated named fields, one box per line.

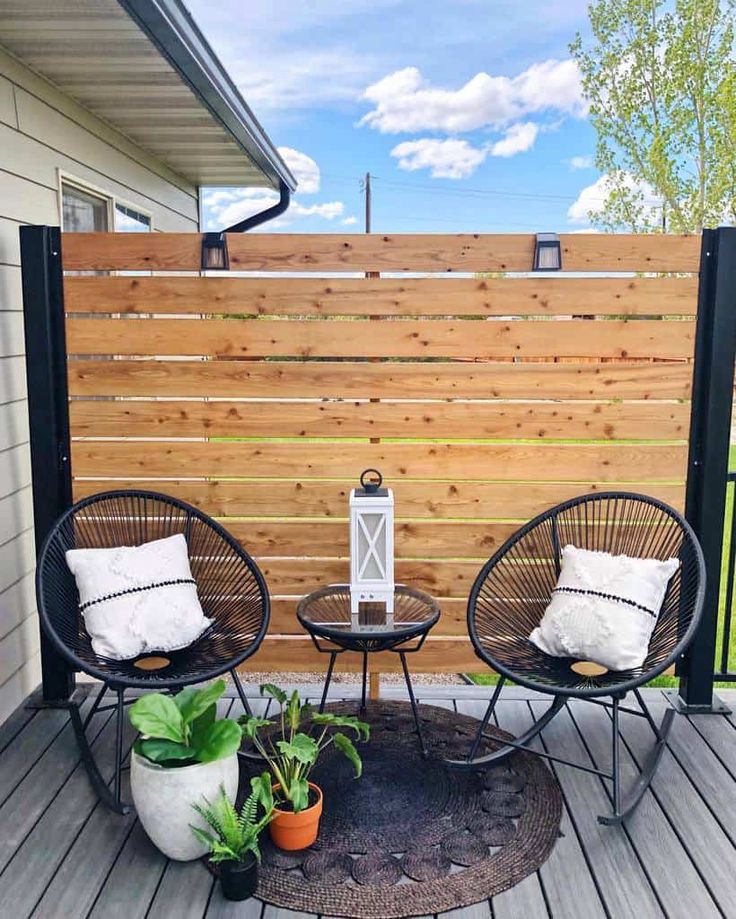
xmin=529 ymin=544 xmax=679 ymax=671
xmin=66 ymin=533 xmax=212 ymax=660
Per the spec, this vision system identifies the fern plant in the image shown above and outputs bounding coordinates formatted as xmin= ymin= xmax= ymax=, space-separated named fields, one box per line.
xmin=190 ymin=774 xmax=274 ymax=863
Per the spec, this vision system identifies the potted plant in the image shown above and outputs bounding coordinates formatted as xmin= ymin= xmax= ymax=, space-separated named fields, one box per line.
xmin=129 ymin=678 xmax=242 ymax=861
xmin=190 ymin=774 xmax=274 ymax=901
xmin=240 ymin=684 xmax=370 ymax=850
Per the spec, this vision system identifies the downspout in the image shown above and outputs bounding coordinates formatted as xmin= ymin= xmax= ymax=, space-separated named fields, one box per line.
xmin=223 ymin=179 xmax=291 ymax=233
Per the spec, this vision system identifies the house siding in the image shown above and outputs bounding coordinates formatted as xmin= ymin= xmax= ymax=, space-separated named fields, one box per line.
xmin=0 ymin=46 xmax=200 ymax=724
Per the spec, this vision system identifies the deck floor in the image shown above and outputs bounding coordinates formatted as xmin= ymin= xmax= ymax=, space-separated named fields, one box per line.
xmin=0 ymin=683 xmax=735 ymax=919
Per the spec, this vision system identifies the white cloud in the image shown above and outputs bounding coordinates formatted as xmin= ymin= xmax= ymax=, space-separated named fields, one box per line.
xmin=391 ymin=138 xmax=487 ymax=179
xmin=342 ymin=216 xmax=359 ymax=226
xmin=567 ymin=173 xmax=661 ymax=224
xmin=361 ymin=59 xmax=584 ymax=134
xmin=277 ymin=146 xmax=320 ymax=193
xmin=489 ymin=122 xmax=538 ymax=158
xmin=568 ymin=154 xmax=593 ymax=170
xmin=291 ymin=201 xmax=344 ymax=219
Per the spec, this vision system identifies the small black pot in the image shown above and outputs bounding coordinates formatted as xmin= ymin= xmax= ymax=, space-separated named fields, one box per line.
xmin=220 ymin=852 xmax=258 ymax=901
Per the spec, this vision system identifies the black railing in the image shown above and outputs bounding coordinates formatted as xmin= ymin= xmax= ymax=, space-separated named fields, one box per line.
xmin=717 ymin=471 xmax=736 ymax=681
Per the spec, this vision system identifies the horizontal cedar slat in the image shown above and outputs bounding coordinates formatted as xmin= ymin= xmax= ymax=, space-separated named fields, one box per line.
xmin=61 ymin=232 xmax=700 ymax=273
xmin=63 ymin=275 xmax=698 ymax=317
xmin=66 ymin=317 xmax=695 ymax=360
xmin=70 ymin=441 xmax=687 ymax=481
xmin=224 ymin=519 xmax=517 ymax=559
xmin=268 ymin=597 xmax=468 ymax=636
xmin=69 ymin=399 xmax=690 ymax=441
xmin=240 ymin=636 xmax=477 ymax=673
xmin=68 ymin=359 xmax=693 ymax=400
xmin=71 ymin=480 xmax=686 ymax=519
xmin=258 ymin=558 xmax=478 ymax=597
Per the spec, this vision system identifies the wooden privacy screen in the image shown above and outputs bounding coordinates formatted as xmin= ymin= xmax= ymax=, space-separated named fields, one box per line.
xmin=61 ymin=232 xmax=699 ymax=674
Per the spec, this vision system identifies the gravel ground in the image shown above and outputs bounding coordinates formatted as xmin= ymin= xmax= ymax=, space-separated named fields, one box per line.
xmin=237 ymin=671 xmax=464 ymax=686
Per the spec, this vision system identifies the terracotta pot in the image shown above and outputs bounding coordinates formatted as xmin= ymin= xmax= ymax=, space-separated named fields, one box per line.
xmin=220 ymin=852 xmax=258 ymax=901
xmin=269 ymin=783 xmax=323 ymax=850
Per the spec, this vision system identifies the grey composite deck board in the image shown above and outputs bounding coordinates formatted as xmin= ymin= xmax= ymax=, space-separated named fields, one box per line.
xmin=88 ymin=821 xmax=167 ymax=919
xmin=529 ymin=701 xmax=665 ymax=919
xmin=205 ymin=888 xmax=264 ymax=917
xmin=568 ymin=700 xmax=720 ymax=918
xmin=439 ymin=903 xmax=492 ymax=919
xmin=489 ymin=699 xmax=606 ymax=919
xmin=0 ymin=704 xmax=69 ymax=803
xmin=20 ymin=715 xmax=139 ymax=919
xmin=0 ymin=694 xmax=36 ymax=754
xmin=686 ymin=709 xmax=736 ymax=779
xmin=618 ymin=700 xmax=736 ymax=916
xmin=0 ymin=702 xmax=122 ymax=916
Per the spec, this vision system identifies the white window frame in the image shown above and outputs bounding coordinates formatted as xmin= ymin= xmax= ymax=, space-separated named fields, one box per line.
xmin=58 ymin=171 xmax=154 ymax=232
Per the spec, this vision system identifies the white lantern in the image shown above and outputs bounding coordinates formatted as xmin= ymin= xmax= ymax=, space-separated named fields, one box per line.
xmin=349 ymin=468 xmax=394 ymax=628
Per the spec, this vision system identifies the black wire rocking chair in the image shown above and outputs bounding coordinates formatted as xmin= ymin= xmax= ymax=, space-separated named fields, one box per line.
xmin=36 ymin=490 xmax=270 ymax=814
xmin=447 ymin=492 xmax=705 ymax=825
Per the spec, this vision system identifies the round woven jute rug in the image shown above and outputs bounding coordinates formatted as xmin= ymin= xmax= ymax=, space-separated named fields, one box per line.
xmin=235 ymin=700 xmax=562 ymax=918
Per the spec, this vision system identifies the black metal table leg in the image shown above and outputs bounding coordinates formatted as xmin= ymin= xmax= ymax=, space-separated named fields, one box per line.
xmin=399 ymin=651 xmax=427 ymax=757
xmin=360 ymin=651 xmax=368 ymax=714
xmin=320 ymin=651 xmax=339 ymax=713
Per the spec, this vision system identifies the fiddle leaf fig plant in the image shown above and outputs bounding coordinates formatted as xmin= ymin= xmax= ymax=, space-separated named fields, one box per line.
xmin=130 ymin=679 xmax=242 ymax=768
xmin=239 ymin=684 xmax=370 ymax=814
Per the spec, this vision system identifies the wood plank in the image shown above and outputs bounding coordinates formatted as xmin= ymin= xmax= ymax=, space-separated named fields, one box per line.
xmin=61 ymin=232 xmax=701 ymax=273
xmin=239 ymin=636 xmax=477 ymax=673
xmin=87 ymin=822 xmax=166 ymax=919
xmin=70 ymin=398 xmax=689 ymax=441
xmin=68 ymin=359 xmax=694 ymax=401
xmin=620 ymin=700 xmax=736 ymax=915
xmin=71 ymin=479 xmax=686 ymax=520
xmin=259 ymin=558 xmax=478 ymax=597
xmin=528 ymin=701 xmax=664 ymax=918
xmin=568 ymin=700 xmax=719 ymax=917
xmin=66 ymin=317 xmax=695 ymax=360
xmin=64 ymin=275 xmax=699 ymax=317
xmin=70 ymin=441 xmax=688 ymax=482
xmin=488 ymin=699 xmax=606 ymax=919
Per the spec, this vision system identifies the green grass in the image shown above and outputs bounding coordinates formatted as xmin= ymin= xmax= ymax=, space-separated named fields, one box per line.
xmin=467 ymin=448 xmax=736 ymax=689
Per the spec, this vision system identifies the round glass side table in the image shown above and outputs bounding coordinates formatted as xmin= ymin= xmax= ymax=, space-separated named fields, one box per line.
xmin=297 ymin=584 xmax=440 ymax=756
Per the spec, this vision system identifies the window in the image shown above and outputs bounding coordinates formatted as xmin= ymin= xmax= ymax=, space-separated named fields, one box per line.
xmin=61 ymin=183 xmax=110 ymax=232
xmin=60 ymin=177 xmax=152 ymax=233
xmin=115 ymin=203 xmax=151 ymax=232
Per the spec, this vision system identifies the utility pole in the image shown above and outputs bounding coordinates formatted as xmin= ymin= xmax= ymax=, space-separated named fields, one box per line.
xmin=364 ymin=171 xmax=372 ymax=234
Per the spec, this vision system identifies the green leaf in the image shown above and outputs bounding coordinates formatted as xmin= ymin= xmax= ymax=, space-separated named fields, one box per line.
xmin=138 ymin=738 xmax=197 ymax=765
xmin=189 ymin=825 xmax=218 ymax=850
xmin=311 ymin=713 xmax=371 ymax=741
xmin=175 ymin=680 xmax=226 ymax=726
xmin=277 ymin=733 xmax=318 ymax=766
xmin=333 ymin=732 xmax=363 ymax=778
xmin=251 ymin=772 xmax=274 ymax=813
xmin=195 ymin=719 xmax=242 ymax=763
xmin=189 ymin=703 xmax=216 ymax=750
xmin=259 ymin=683 xmax=287 ymax=705
xmin=288 ymin=777 xmax=310 ymax=813
xmin=238 ymin=715 xmax=272 ymax=740
xmin=286 ymin=690 xmax=301 ymax=731
xmin=129 ymin=693 xmax=185 ymax=743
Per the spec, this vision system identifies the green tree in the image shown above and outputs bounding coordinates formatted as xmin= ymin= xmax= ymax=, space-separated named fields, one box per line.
xmin=571 ymin=0 xmax=736 ymax=233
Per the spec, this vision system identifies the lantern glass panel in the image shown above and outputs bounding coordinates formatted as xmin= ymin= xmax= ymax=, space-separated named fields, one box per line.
xmin=357 ymin=514 xmax=386 ymax=580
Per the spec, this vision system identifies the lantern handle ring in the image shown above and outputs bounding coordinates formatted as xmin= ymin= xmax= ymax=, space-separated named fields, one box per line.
xmin=360 ymin=468 xmax=383 ymax=492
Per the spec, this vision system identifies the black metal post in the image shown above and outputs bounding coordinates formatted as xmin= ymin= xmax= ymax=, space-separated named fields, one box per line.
xmin=20 ymin=225 xmax=75 ymax=703
xmin=675 ymin=227 xmax=736 ymax=712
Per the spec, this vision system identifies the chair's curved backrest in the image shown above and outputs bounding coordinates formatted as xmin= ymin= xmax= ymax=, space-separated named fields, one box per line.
xmin=468 ymin=492 xmax=705 ymax=690
xmin=37 ymin=490 xmax=270 ymax=675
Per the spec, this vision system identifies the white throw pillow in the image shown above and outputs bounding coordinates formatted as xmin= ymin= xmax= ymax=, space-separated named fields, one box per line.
xmin=529 ymin=544 xmax=679 ymax=671
xmin=66 ymin=533 xmax=211 ymax=660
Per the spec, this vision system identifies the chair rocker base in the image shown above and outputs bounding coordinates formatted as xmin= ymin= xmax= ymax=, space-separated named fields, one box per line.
xmin=445 ymin=680 xmax=675 ymax=825
xmin=68 ymin=696 xmax=131 ymax=815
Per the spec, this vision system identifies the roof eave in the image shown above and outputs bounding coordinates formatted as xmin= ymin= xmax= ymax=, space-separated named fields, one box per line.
xmin=117 ymin=0 xmax=297 ymax=191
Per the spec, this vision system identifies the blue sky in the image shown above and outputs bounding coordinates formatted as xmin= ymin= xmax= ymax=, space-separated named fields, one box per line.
xmin=188 ymin=0 xmax=605 ymax=234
